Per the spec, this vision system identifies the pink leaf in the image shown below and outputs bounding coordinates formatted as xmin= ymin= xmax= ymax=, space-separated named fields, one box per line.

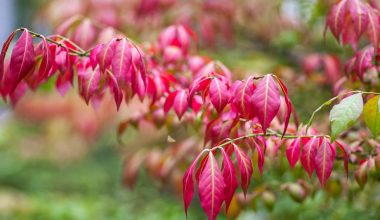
xmin=315 ymin=137 xmax=335 ymax=187
xmin=233 ymin=144 xmax=253 ymax=195
xmin=0 ymin=31 xmax=17 ymax=94
xmin=182 ymin=152 xmax=203 ymax=218
xmin=89 ymin=44 xmax=101 ymax=69
xmin=174 ymin=90 xmax=189 ymax=119
xmin=254 ymin=139 xmax=265 ymax=175
xmin=341 ymin=23 xmax=358 ymax=50
xmin=355 ymin=46 xmax=374 ymax=80
xmin=252 ymin=75 xmax=281 ymax=133
xmin=164 ymin=91 xmax=178 ymax=114
xmin=286 ymin=138 xmax=301 ymax=169
xmin=347 ymin=0 xmax=369 ymax=39
xmin=188 ymin=76 xmax=211 ymax=101
xmin=198 ymin=152 xmax=225 ymax=220
xmin=274 ymin=76 xmax=293 ymax=137
xmin=334 ymin=140 xmax=349 ymax=178
xmin=9 ymin=82 xmax=27 ymax=106
xmin=56 ymin=70 xmax=73 ymax=96
xmin=233 ymin=78 xmax=255 ymax=119
xmin=130 ymin=64 xmax=146 ymax=101
xmin=38 ymin=37 xmax=53 ymax=81
xmin=325 ymin=0 xmax=348 ymax=41
xmin=97 ymin=38 xmax=116 ymax=73
xmin=111 ymin=38 xmax=132 ymax=83
xmin=129 ymin=43 xmax=146 ymax=86
xmin=209 ymin=77 xmax=229 ymax=112
xmin=3 ymin=29 xmax=35 ymax=95
xmin=78 ymin=66 xmax=100 ymax=104
xmin=107 ymin=70 xmax=123 ymax=109
xmin=195 ymin=154 xmax=209 ymax=182
xmin=301 ymin=137 xmax=318 ymax=177
xmin=367 ymin=8 xmax=380 ymax=49
xmin=191 ymin=95 xmax=203 ymax=113
xmin=220 ymin=148 xmax=238 ymax=212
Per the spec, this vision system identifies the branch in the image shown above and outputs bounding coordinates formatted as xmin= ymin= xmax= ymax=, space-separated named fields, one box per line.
xmin=211 ymin=130 xmax=328 ymax=151
xmin=305 ymin=90 xmax=380 ymax=133
xmin=17 ymin=28 xmax=89 ymax=57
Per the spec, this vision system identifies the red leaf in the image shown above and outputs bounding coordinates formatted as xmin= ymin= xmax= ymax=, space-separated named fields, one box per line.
xmin=9 ymin=82 xmax=27 ymax=106
xmin=286 ymin=138 xmax=301 ymax=169
xmin=37 ymin=36 xmax=53 ymax=82
xmin=341 ymin=22 xmax=358 ymax=49
xmin=164 ymin=91 xmax=178 ymax=113
xmin=3 ymin=29 xmax=35 ymax=95
xmin=233 ymin=144 xmax=253 ymax=195
xmin=325 ymin=0 xmax=348 ymax=41
xmin=347 ymin=0 xmax=369 ymax=39
xmin=97 ymin=38 xmax=116 ymax=73
xmin=56 ymin=69 xmax=73 ymax=96
xmin=174 ymin=90 xmax=189 ymax=119
xmin=252 ymin=75 xmax=281 ymax=133
xmin=274 ymin=76 xmax=293 ymax=137
xmin=315 ymin=137 xmax=335 ymax=187
xmin=89 ymin=44 xmax=101 ymax=69
xmin=301 ymin=137 xmax=318 ymax=177
xmin=205 ymin=116 xmax=239 ymax=146
xmin=247 ymin=137 xmax=265 ymax=175
xmin=182 ymin=152 xmax=203 ymax=218
xmin=198 ymin=152 xmax=225 ymax=220
xmin=255 ymin=139 xmax=265 ymax=175
xmin=209 ymin=77 xmax=229 ymax=112
xmin=130 ymin=43 xmax=146 ymax=86
xmin=367 ymin=8 xmax=380 ymax=49
xmin=355 ymin=46 xmax=374 ymax=80
xmin=191 ymin=95 xmax=203 ymax=113
xmin=0 ymin=31 xmax=17 ymax=95
xmin=78 ymin=66 xmax=100 ymax=104
xmin=196 ymin=153 xmax=209 ymax=181
xmin=111 ymin=38 xmax=132 ymax=83
xmin=220 ymin=148 xmax=238 ymax=212
xmin=131 ymin=64 xmax=146 ymax=101
xmin=107 ymin=70 xmax=123 ymax=109
xmin=334 ymin=140 xmax=349 ymax=178
xmin=188 ymin=76 xmax=211 ymax=101
xmin=233 ymin=78 xmax=255 ymax=119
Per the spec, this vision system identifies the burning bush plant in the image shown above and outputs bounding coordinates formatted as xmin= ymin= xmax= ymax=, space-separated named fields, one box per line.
xmin=2 ymin=0 xmax=380 ymax=219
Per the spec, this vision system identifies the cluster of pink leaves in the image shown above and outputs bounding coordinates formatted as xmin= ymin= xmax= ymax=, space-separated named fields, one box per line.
xmin=0 ymin=22 xmax=349 ymax=220
xmin=183 ymin=132 xmax=348 ymax=220
xmin=325 ymin=0 xmax=380 ymax=81
xmin=0 ymin=28 xmax=146 ymax=108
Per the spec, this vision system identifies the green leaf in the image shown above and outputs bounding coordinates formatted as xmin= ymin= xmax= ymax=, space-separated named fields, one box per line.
xmin=363 ymin=95 xmax=380 ymax=137
xmin=329 ymin=94 xmax=363 ymax=141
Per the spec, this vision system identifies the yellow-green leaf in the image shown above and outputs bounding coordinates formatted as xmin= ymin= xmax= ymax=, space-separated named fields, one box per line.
xmin=363 ymin=95 xmax=380 ymax=137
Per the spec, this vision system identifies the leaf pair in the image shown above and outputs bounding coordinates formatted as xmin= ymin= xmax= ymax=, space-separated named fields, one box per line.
xmin=183 ymin=144 xmax=253 ymax=220
xmin=298 ymin=137 xmax=336 ymax=186
xmin=188 ymin=74 xmax=230 ymax=114
xmin=164 ymin=90 xmax=189 ymax=119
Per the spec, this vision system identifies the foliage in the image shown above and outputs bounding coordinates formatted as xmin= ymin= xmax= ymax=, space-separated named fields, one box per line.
xmin=2 ymin=0 xmax=380 ymax=219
